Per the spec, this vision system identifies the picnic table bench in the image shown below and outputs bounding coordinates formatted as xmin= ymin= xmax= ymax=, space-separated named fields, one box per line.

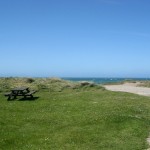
xmin=5 ymin=87 xmax=36 ymax=100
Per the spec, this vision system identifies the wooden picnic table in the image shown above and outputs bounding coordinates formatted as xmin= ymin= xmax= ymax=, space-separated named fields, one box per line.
xmin=5 ymin=87 xmax=36 ymax=100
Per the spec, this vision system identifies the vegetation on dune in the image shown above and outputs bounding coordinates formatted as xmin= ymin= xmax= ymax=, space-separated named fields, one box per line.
xmin=103 ymin=79 xmax=150 ymax=86
xmin=102 ymin=79 xmax=138 ymax=85
xmin=1 ymin=78 xmax=150 ymax=149
xmin=138 ymin=81 xmax=150 ymax=88
xmin=0 ymin=77 xmax=102 ymax=93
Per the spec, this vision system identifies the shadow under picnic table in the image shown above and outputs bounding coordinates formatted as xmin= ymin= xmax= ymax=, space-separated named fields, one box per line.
xmin=18 ymin=96 xmax=39 ymax=101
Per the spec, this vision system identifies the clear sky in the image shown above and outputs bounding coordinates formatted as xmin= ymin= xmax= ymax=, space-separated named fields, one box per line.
xmin=0 ymin=0 xmax=150 ymax=78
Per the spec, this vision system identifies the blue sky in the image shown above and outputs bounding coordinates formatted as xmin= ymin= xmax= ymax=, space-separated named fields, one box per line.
xmin=0 ymin=0 xmax=150 ymax=77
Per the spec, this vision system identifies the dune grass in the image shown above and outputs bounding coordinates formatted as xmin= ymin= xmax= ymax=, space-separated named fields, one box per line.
xmin=138 ymin=81 xmax=150 ymax=88
xmin=0 ymin=77 xmax=98 ymax=93
xmin=1 ymin=78 xmax=150 ymax=149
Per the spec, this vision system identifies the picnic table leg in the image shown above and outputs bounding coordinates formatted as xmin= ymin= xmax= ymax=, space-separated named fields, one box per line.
xmin=7 ymin=96 xmax=11 ymax=101
xmin=7 ymin=94 xmax=14 ymax=101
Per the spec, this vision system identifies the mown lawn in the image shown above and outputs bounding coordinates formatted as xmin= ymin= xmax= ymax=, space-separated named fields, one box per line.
xmin=1 ymin=88 xmax=150 ymax=150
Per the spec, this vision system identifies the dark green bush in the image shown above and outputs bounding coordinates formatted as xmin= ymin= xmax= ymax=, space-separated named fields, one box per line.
xmin=26 ymin=78 xmax=35 ymax=83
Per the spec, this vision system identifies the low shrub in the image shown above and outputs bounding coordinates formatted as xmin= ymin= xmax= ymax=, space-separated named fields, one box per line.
xmin=26 ymin=78 xmax=35 ymax=83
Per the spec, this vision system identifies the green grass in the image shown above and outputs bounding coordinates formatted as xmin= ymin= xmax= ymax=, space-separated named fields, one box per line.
xmin=1 ymin=86 xmax=150 ymax=150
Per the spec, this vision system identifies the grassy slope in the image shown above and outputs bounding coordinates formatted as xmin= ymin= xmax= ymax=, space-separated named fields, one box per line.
xmin=1 ymin=78 xmax=150 ymax=149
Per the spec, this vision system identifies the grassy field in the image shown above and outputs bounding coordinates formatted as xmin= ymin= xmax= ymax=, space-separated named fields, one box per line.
xmin=1 ymin=78 xmax=150 ymax=149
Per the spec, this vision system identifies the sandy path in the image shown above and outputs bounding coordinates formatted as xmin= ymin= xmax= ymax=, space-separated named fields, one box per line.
xmin=104 ymin=83 xmax=150 ymax=96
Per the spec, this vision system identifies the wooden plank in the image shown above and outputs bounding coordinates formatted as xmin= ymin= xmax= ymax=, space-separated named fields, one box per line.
xmin=25 ymin=90 xmax=36 ymax=96
xmin=4 ymin=92 xmax=12 ymax=96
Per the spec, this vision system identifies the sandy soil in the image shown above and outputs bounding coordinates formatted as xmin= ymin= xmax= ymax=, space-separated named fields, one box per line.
xmin=104 ymin=82 xmax=150 ymax=96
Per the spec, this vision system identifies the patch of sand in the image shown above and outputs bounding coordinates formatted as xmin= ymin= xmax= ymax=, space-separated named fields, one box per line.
xmin=104 ymin=82 xmax=150 ymax=96
xmin=147 ymin=137 xmax=150 ymax=150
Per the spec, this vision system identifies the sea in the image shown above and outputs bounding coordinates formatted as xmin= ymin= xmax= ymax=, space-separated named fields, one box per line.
xmin=62 ymin=78 xmax=150 ymax=84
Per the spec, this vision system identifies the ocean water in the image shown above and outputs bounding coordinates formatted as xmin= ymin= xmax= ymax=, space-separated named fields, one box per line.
xmin=62 ymin=78 xmax=150 ymax=84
